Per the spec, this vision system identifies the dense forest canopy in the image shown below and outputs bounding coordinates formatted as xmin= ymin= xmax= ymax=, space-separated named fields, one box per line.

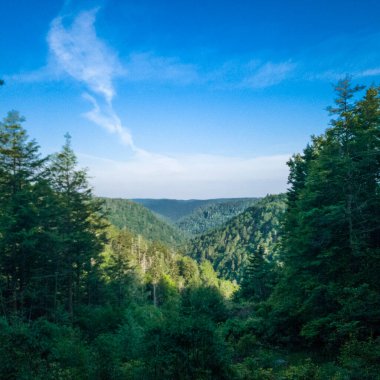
xmin=186 ymin=194 xmax=286 ymax=281
xmin=100 ymin=197 xmax=187 ymax=246
xmin=0 ymin=79 xmax=379 ymax=378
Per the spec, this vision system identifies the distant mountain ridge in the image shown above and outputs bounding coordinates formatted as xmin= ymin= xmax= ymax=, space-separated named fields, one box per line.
xmin=133 ymin=197 xmax=262 ymax=235
xmin=132 ymin=199 xmax=217 ymax=222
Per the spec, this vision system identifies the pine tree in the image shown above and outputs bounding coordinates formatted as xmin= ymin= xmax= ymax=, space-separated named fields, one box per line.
xmin=0 ymin=111 xmax=53 ymax=317
xmin=48 ymin=134 xmax=107 ymax=316
xmin=107 ymin=229 xmax=134 ymax=306
xmin=240 ymin=245 xmax=273 ymax=301
xmin=268 ymin=80 xmax=380 ymax=348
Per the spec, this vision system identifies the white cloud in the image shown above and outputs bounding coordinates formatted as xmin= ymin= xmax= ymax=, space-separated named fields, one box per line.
xmin=241 ymin=61 xmax=296 ymax=89
xmin=47 ymin=8 xmax=135 ymax=147
xmin=306 ymin=66 xmax=380 ymax=83
xmin=357 ymin=67 xmax=380 ymax=78
xmin=79 ymin=152 xmax=290 ymax=199
xmin=48 ymin=8 xmax=121 ymax=102
xmin=125 ymin=52 xmax=200 ymax=85
xmin=82 ymin=93 xmax=134 ymax=147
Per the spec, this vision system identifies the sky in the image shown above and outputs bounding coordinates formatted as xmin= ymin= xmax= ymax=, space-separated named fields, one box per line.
xmin=1 ymin=0 xmax=380 ymax=199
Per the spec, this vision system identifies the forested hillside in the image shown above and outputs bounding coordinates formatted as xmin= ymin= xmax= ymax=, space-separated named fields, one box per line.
xmin=133 ymin=198 xmax=260 ymax=232
xmin=186 ymin=194 xmax=286 ymax=281
xmin=133 ymin=198 xmax=211 ymax=221
xmin=176 ymin=197 xmax=260 ymax=235
xmin=100 ymin=197 xmax=186 ymax=246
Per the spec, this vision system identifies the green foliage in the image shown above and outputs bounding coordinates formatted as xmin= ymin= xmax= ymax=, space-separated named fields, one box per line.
xmin=239 ymin=245 xmax=278 ymax=302
xmin=177 ymin=256 xmax=201 ymax=286
xmin=266 ymin=80 xmax=380 ymax=352
xmin=187 ymin=194 xmax=286 ymax=281
xmin=176 ymin=198 xmax=260 ymax=235
xmin=101 ymin=197 xmax=187 ymax=246
xmin=48 ymin=134 xmax=107 ymax=316
xmin=339 ymin=338 xmax=380 ymax=379
xmin=0 ymin=318 xmax=94 ymax=380
xmin=140 ymin=285 xmax=233 ymax=380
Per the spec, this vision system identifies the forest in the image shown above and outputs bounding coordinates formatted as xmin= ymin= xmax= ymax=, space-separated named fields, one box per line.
xmin=0 ymin=78 xmax=379 ymax=379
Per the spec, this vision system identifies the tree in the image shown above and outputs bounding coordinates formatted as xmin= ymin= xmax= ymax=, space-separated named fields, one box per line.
xmin=267 ymin=80 xmax=380 ymax=349
xmin=0 ymin=111 xmax=54 ymax=318
xmin=240 ymin=245 xmax=274 ymax=301
xmin=104 ymin=228 xmax=135 ymax=306
xmin=48 ymin=134 xmax=107 ymax=317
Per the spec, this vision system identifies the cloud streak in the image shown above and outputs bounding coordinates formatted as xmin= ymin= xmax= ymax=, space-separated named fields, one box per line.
xmin=47 ymin=8 xmax=135 ymax=148
xmin=48 ymin=8 xmax=120 ymax=102
xmin=240 ymin=61 xmax=296 ymax=89
xmin=125 ymin=52 xmax=200 ymax=85
xmin=82 ymin=93 xmax=134 ymax=147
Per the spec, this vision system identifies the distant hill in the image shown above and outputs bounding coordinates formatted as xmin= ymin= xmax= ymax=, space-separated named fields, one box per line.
xmin=132 ymin=199 xmax=212 ymax=222
xmin=133 ymin=198 xmax=262 ymax=236
xmin=185 ymin=194 xmax=286 ymax=281
xmin=176 ymin=198 xmax=260 ymax=235
xmin=101 ymin=198 xmax=186 ymax=247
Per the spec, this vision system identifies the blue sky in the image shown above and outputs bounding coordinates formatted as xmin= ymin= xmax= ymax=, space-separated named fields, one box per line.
xmin=1 ymin=0 xmax=380 ymax=198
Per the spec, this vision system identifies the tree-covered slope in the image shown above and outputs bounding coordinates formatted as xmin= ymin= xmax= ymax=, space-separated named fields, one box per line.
xmin=186 ymin=194 xmax=286 ymax=281
xmin=133 ymin=198 xmax=260 ymax=227
xmin=101 ymin=198 xmax=186 ymax=246
xmin=132 ymin=199 xmax=212 ymax=222
xmin=176 ymin=198 xmax=260 ymax=235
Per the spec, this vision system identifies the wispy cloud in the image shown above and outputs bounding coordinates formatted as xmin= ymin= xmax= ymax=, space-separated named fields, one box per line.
xmin=82 ymin=93 xmax=134 ymax=147
xmin=4 ymin=62 xmax=59 ymax=83
xmin=48 ymin=8 xmax=121 ymax=102
xmin=301 ymin=33 xmax=380 ymax=83
xmin=47 ymin=8 xmax=135 ymax=147
xmin=357 ymin=67 xmax=380 ymax=78
xmin=125 ymin=52 xmax=200 ymax=85
xmin=239 ymin=61 xmax=296 ymax=89
xmin=306 ymin=66 xmax=380 ymax=83
xmin=79 ymin=152 xmax=290 ymax=199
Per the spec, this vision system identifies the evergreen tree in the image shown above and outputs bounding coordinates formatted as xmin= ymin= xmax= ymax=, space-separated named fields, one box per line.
xmin=107 ymin=229 xmax=135 ymax=306
xmin=48 ymin=134 xmax=107 ymax=316
xmin=0 ymin=111 xmax=54 ymax=317
xmin=268 ymin=80 xmax=380 ymax=349
xmin=240 ymin=245 xmax=274 ymax=301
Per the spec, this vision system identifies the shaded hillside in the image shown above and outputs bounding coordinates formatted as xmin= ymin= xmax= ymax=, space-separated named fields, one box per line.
xmin=186 ymin=194 xmax=286 ymax=281
xmin=132 ymin=198 xmax=212 ymax=221
xmin=101 ymin=198 xmax=186 ymax=246
xmin=176 ymin=198 xmax=260 ymax=235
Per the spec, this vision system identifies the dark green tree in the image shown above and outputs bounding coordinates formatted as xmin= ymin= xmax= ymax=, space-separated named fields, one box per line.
xmin=240 ymin=245 xmax=274 ymax=301
xmin=267 ymin=80 xmax=380 ymax=349
xmin=48 ymin=134 xmax=107 ymax=316
xmin=0 ymin=111 xmax=54 ymax=318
